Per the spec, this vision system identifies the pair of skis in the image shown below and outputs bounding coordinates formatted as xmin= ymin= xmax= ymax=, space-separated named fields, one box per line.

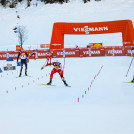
xmin=16 ymin=75 xmax=32 ymax=78
xmin=40 ymin=84 xmax=71 ymax=87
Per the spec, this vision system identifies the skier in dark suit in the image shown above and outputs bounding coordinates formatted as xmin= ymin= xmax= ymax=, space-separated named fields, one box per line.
xmin=17 ymin=48 xmax=29 ymax=77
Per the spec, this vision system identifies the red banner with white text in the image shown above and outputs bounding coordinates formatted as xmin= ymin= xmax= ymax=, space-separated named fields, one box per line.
xmin=0 ymin=46 xmax=134 ymax=60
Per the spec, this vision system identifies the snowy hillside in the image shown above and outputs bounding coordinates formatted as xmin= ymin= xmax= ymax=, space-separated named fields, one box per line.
xmin=0 ymin=0 xmax=134 ymax=50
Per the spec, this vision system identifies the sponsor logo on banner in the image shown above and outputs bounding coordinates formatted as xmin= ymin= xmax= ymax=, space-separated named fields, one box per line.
xmin=0 ymin=53 xmax=18 ymax=59
xmin=0 ymin=54 xmax=7 ymax=58
xmin=8 ymin=54 xmax=18 ymax=57
xmin=127 ymin=50 xmax=134 ymax=54
xmin=127 ymin=49 xmax=134 ymax=56
xmin=38 ymin=53 xmax=47 ymax=56
xmin=57 ymin=52 xmax=63 ymax=56
xmin=66 ymin=51 xmax=75 ymax=55
xmin=52 ymin=44 xmax=61 ymax=46
xmin=108 ymin=49 xmax=123 ymax=54
xmin=74 ymin=26 xmax=108 ymax=34
xmin=57 ymin=51 xmax=75 ymax=56
xmin=83 ymin=50 xmax=101 ymax=55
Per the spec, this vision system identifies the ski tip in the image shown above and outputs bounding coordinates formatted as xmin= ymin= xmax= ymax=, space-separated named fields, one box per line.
xmin=66 ymin=85 xmax=71 ymax=87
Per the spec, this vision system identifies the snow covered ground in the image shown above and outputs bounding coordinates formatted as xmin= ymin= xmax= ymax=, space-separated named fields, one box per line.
xmin=0 ymin=57 xmax=134 ymax=134
xmin=0 ymin=0 xmax=134 ymax=50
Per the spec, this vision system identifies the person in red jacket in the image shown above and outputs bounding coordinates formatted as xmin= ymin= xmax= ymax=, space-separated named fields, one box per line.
xmin=46 ymin=49 xmax=53 ymax=64
xmin=41 ymin=61 xmax=68 ymax=86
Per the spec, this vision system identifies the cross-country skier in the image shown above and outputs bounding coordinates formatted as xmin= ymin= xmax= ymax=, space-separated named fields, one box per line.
xmin=131 ymin=47 xmax=134 ymax=82
xmin=41 ymin=61 xmax=68 ymax=86
xmin=30 ymin=49 xmax=38 ymax=60
xmin=17 ymin=48 xmax=29 ymax=77
xmin=46 ymin=49 xmax=53 ymax=64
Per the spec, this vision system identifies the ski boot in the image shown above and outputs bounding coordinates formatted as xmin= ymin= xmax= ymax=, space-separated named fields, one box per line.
xmin=63 ymin=79 xmax=68 ymax=86
xmin=131 ymin=78 xmax=134 ymax=83
xmin=64 ymin=82 xmax=68 ymax=86
xmin=47 ymin=78 xmax=52 ymax=85
xmin=61 ymin=76 xmax=68 ymax=86
xmin=19 ymin=74 xmax=21 ymax=77
xmin=25 ymin=72 xmax=28 ymax=76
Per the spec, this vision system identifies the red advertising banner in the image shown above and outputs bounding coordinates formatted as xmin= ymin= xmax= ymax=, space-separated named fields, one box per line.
xmin=0 ymin=50 xmax=49 ymax=60
xmin=0 ymin=46 xmax=134 ymax=60
xmin=105 ymin=46 xmax=125 ymax=56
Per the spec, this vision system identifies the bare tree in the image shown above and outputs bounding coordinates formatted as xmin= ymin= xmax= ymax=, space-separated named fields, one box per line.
xmin=14 ymin=26 xmax=28 ymax=47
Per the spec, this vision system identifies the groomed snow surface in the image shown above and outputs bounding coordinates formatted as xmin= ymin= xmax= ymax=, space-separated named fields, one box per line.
xmin=0 ymin=56 xmax=134 ymax=134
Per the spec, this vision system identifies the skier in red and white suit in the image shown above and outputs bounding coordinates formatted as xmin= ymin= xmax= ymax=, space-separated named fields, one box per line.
xmin=46 ymin=49 xmax=53 ymax=64
xmin=41 ymin=61 xmax=68 ymax=86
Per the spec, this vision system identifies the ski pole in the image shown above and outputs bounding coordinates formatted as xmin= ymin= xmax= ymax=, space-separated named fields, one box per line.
xmin=126 ymin=56 xmax=134 ymax=77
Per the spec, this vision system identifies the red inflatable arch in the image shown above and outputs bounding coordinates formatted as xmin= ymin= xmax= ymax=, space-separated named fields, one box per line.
xmin=50 ymin=20 xmax=134 ymax=49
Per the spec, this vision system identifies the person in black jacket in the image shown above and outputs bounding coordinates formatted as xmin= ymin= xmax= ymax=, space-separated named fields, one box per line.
xmin=17 ymin=48 xmax=29 ymax=77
